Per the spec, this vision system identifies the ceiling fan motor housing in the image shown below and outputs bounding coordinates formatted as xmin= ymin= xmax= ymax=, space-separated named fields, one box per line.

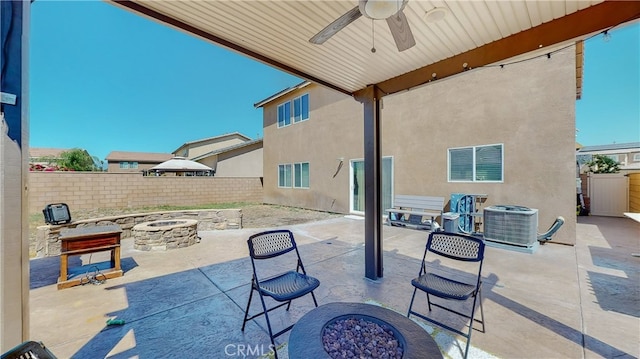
xmin=359 ymin=0 xmax=407 ymax=20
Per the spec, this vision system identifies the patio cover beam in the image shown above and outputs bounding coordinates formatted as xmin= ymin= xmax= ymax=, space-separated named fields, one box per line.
xmin=362 ymin=0 xmax=640 ymax=97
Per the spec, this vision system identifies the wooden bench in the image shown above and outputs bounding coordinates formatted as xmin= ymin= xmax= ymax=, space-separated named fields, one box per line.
xmin=385 ymin=195 xmax=445 ymax=231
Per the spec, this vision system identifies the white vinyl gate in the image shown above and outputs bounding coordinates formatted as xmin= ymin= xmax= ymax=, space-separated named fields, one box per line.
xmin=588 ymin=174 xmax=629 ymax=217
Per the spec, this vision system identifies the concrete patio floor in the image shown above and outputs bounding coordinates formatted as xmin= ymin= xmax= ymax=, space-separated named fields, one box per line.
xmin=28 ymin=215 xmax=639 ymax=359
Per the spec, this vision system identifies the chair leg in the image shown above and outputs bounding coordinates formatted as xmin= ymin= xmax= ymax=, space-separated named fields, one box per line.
xmin=476 ymin=288 xmax=485 ymax=333
xmin=241 ymin=287 xmax=255 ymax=332
xmin=257 ymin=293 xmax=278 ymax=359
xmin=426 ymin=292 xmax=433 ymax=311
xmin=407 ymin=287 xmax=418 ymax=317
xmin=462 ymin=294 xmax=480 ymax=359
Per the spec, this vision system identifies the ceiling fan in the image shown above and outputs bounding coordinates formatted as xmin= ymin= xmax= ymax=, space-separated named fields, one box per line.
xmin=309 ymin=0 xmax=416 ymax=52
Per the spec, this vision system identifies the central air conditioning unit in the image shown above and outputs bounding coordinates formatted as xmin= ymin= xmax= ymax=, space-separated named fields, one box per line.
xmin=483 ymin=205 xmax=538 ymax=247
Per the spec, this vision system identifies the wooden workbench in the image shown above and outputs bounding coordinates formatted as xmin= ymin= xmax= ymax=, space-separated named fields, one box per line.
xmin=57 ymin=225 xmax=123 ymax=290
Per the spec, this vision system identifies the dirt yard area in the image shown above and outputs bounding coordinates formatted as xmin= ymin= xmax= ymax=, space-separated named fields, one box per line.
xmin=240 ymin=204 xmax=342 ymax=227
xmin=29 ymin=204 xmax=342 ymax=256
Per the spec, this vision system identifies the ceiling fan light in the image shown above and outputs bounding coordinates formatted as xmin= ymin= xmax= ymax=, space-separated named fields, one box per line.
xmin=424 ymin=7 xmax=448 ymax=23
xmin=360 ymin=0 xmax=401 ymax=20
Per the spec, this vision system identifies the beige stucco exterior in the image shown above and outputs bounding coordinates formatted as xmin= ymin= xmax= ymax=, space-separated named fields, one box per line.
xmin=262 ymin=83 xmax=363 ymax=213
xmin=214 ymin=143 xmax=263 ymax=177
xmin=172 ymin=133 xmax=251 ymax=160
xmin=106 ymin=162 xmax=155 ymax=173
xmin=105 ymin=151 xmax=173 ymax=173
xmin=261 ymin=46 xmax=578 ymax=244
xmin=195 ymin=141 xmax=264 ymax=177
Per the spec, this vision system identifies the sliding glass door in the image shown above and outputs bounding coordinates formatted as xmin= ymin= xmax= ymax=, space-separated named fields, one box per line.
xmin=350 ymin=157 xmax=393 ymax=215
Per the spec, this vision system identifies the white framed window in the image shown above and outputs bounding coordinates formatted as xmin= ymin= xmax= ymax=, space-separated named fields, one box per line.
xmin=448 ymin=144 xmax=503 ymax=182
xmin=294 ymin=162 xmax=310 ymax=188
xmin=293 ymin=94 xmax=309 ymax=123
xmin=130 ymin=162 xmax=139 ymax=169
xmin=277 ymin=102 xmax=291 ymax=128
xmin=279 ymin=162 xmax=310 ymax=188
xmin=278 ymin=93 xmax=309 ymax=128
xmin=120 ymin=162 xmax=130 ymax=169
xmin=278 ymin=164 xmax=292 ymax=187
xmin=633 ymin=153 xmax=640 ymax=162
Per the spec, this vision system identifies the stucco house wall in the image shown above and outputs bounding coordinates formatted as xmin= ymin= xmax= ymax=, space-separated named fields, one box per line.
xmin=215 ymin=145 xmax=263 ymax=177
xmin=261 ymin=46 xmax=577 ymax=244
xmin=173 ymin=133 xmax=251 ymax=159
xmin=106 ymin=160 xmax=166 ymax=173
xmin=105 ymin=151 xmax=173 ymax=173
xmin=383 ymin=47 xmax=577 ymax=244
xmin=262 ymin=84 xmax=363 ymax=213
xmin=193 ymin=140 xmax=263 ymax=177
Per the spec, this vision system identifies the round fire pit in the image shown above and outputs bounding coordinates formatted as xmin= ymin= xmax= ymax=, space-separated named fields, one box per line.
xmin=289 ymin=302 xmax=442 ymax=358
xmin=132 ymin=219 xmax=198 ymax=251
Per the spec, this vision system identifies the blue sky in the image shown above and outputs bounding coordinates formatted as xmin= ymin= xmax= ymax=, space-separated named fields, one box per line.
xmin=575 ymin=22 xmax=639 ymax=146
xmin=29 ymin=1 xmax=302 ymax=161
xmin=30 ymin=1 xmax=639 ymax=162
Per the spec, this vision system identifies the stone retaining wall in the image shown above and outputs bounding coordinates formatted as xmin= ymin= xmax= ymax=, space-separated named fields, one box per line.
xmin=36 ymin=209 xmax=241 ymax=257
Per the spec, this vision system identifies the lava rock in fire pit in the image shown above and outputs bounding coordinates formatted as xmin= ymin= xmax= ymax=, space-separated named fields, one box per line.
xmin=288 ymin=302 xmax=442 ymax=359
xmin=323 ymin=316 xmax=403 ymax=359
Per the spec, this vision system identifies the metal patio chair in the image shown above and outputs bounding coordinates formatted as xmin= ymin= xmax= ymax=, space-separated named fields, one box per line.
xmin=407 ymin=231 xmax=486 ymax=359
xmin=241 ymin=229 xmax=320 ymax=359
xmin=1 ymin=341 xmax=57 ymax=359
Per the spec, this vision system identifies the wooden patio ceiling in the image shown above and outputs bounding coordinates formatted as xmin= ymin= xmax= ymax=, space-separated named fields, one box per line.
xmin=110 ymin=0 xmax=639 ymax=98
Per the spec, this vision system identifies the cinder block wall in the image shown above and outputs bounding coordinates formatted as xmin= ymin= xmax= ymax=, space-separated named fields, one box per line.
xmin=28 ymin=172 xmax=263 ymax=213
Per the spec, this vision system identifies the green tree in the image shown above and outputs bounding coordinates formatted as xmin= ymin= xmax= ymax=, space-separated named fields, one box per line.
xmin=58 ymin=148 xmax=100 ymax=171
xmin=586 ymin=154 xmax=620 ymax=173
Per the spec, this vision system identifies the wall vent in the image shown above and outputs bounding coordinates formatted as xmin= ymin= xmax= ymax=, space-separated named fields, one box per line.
xmin=483 ymin=205 xmax=538 ymax=247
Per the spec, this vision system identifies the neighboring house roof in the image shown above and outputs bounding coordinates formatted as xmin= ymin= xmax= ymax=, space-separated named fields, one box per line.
xmin=577 ymin=142 xmax=640 ymax=153
xmin=149 ymin=157 xmax=213 ymax=171
xmin=29 ymin=148 xmax=67 ymax=159
xmin=191 ymin=139 xmax=263 ymax=161
xmin=254 ymin=81 xmax=311 ymax=108
xmin=172 ymin=132 xmax=252 ymax=154
xmin=106 ymin=151 xmax=173 ymax=162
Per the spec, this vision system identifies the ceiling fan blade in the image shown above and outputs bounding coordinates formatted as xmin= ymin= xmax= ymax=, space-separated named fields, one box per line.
xmin=310 ymin=6 xmax=362 ymax=45
xmin=386 ymin=10 xmax=415 ymax=52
